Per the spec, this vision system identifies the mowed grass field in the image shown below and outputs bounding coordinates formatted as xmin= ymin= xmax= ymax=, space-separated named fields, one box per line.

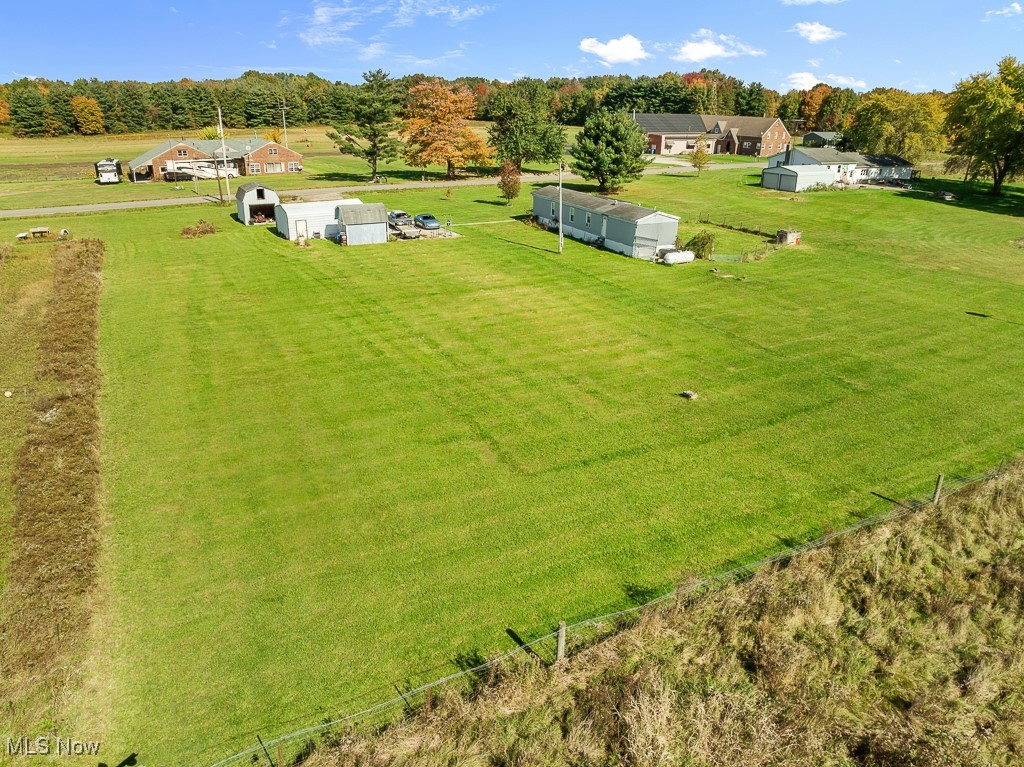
xmin=3 ymin=169 xmax=1024 ymax=764
xmin=0 ymin=124 xmax=582 ymax=211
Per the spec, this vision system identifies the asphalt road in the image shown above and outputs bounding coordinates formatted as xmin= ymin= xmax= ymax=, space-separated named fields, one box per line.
xmin=0 ymin=160 xmax=766 ymax=220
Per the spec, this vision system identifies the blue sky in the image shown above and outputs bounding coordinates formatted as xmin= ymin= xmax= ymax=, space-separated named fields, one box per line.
xmin=2 ymin=0 xmax=1022 ymax=91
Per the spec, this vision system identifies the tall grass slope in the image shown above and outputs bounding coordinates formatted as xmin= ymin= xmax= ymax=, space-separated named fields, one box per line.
xmin=310 ymin=466 xmax=1024 ymax=767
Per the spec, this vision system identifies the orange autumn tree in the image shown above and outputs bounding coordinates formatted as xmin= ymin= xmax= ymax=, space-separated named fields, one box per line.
xmin=401 ymin=79 xmax=492 ymax=179
xmin=0 ymin=97 xmax=9 ymax=125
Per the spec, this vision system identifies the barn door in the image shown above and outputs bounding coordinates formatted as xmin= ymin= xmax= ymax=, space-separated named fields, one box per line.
xmin=296 ymin=219 xmax=308 ymax=240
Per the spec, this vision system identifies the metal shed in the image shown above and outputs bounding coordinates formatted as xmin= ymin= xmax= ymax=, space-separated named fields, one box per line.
xmin=274 ymin=198 xmax=363 ymax=241
xmin=531 ymin=186 xmax=680 ymax=260
xmin=236 ymin=182 xmax=281 ymax=225
xmin=761 ymin=165 xmax=836 ymax=192
xmin=337 ymin=203 xmax=388 ymax=245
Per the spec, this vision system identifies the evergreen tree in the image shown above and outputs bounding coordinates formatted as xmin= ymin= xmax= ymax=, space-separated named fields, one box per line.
xmin=9 ymin=86 xmax=46 ymax=137
xmin=487 ymin=78 xmax=566 ymax=171
xmin=570 ymin=108 xmax=650 ymax=193
xmin=326 ymin=69 xmax=402 ymax=180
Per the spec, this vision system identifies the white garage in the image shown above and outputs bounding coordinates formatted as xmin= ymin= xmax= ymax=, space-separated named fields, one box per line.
xmin=275 ymin=199 xmax=363 ymax=241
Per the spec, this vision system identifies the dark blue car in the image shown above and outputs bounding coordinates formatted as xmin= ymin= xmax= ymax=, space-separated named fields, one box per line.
xmin=414 ymin=213 xmax=441 ymax=230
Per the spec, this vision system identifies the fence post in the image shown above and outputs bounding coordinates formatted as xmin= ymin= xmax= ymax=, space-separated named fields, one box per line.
xmin=556 ymin=621 xmax=567 ymax=663
xmin=932 ymin=473 xmax=944 ymax=504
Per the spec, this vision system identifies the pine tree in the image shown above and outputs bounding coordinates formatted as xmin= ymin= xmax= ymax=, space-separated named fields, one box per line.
xmin=9 ymin=86 xmax=46 ymax=137
xmin=570 ymin=108 xmax=650 ymax=193
xmin=326 ymin=69 xmax=402 ymax=181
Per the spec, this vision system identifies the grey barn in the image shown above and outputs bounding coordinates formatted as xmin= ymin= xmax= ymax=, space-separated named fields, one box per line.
xmin=236 ymin=182 xmax=280 ymax=225
xmin=337 ymin=203 xmax=388 ymax=246
xmin=531 ymin=186 xmax=680 ymax=260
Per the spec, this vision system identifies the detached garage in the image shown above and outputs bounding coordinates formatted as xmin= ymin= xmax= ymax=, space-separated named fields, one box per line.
xmin=761 ymin=165 xmax=836 ymax=192
xmin=337 ymin=203 xmax=388 ymax=245
xmin=274 ymin=198 xmax=363 ymax=241
xmin=236 ymin=182 xmax=280 ymax=225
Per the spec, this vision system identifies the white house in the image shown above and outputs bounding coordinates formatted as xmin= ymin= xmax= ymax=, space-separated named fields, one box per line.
xmin=274 ymin=198 xmax=363 ymax=241
xmin=765 ymin=147 xmax=913 ymax=188
xmin=531 ymin=186 xmax=680 ymax=260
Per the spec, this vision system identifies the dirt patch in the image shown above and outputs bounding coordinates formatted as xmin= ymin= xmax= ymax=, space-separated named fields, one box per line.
xmin=0 ymin=239 xmax=104 ymax=736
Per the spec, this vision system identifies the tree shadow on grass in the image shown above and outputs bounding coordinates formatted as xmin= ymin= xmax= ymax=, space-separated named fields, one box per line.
xmin=623 ymin=581 xmax=665 ymax=605
xmin=894 ymin=180 xmax=1024 ymax=218
xmin=473 ymin=199 xmax=510 ymax=206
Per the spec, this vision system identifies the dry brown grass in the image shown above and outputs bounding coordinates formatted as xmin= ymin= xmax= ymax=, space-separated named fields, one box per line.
xmin=181 ymin=219 xmax=218 ymax=239
xmin=0 ymin=239 xmax=104 ymax=742
xmin=306 ymin=466 xmax=1024 ymax=767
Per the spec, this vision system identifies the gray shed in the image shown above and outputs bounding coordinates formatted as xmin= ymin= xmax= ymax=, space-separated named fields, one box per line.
xmin=236 ymin=182 xmax=280 ymax=225
xmin=531 ymin=186 xmax=680 ymax=260
xmin=337 ymin=203 xmax=388 ymax=245
xmin=761 ymin=165 xmax=836 ymax=192
xmin=274 ymin=199 xmax=363 ymax=241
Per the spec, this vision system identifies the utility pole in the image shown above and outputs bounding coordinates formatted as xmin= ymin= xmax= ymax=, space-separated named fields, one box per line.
xmin=558 ymin=162 xmax=564 ymax=254
xmin=218 ymin=106 xmax=231 ymax=199
xmin=279 ymin=98 xmax=289 ymax=149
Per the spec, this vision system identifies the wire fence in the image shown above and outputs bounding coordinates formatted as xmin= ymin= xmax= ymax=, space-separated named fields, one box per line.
xmin=203 ymin=465 xmax=1007 ymax=767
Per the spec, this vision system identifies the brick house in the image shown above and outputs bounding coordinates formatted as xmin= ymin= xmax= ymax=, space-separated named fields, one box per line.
xmin=127 ymin=138 xmax=303 ymax=181
xmin=634 ymin=114 xmax=791 ymax=158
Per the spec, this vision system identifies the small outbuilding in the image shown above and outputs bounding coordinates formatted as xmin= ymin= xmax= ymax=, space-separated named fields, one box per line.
xmin=236 ymin=182 xmax=280 ymax=225
xmin=337 ymin=203 xmax=388 ymax=245
xmin=274 ymin=198 xmax=363 ymax=241
xmin=802 ymin=131 xmax=840 ymax=148
xmin=761 ymin=164 xmax=837 ymax=192
xmin=531 ymin=186 xmax=680 ymax=260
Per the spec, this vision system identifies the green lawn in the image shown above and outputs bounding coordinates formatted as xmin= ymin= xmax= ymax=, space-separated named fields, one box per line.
xmin=3 ymin=170 xmax=1023 ymax=764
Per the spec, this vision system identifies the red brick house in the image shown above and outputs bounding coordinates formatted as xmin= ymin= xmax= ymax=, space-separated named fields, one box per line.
xmin=635 ymin=114 xmax=791 ymax=158
xmin=127 ymin=138 xmax=303 ymax=181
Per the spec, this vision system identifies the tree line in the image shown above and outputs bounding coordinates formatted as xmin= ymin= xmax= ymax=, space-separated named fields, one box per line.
xmin=1 ymin=58 xmax=1020 ymax=195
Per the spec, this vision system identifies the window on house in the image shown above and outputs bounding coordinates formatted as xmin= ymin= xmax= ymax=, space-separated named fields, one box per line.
xmin=742 ymin=141 xmax=751 ymax=149
xmin=249 ymin=163 xmax=261 ymax=174
xmin=256 ymin=188 xmax=265 ymax=200
xmin=585 ymin=211 xmax=592 ymax=226
xmin=287 ymin=161 xmax=301 ymax=172
xmin=265 ymin=162 xmax=284 ymax=173
xmin=177 ymin=149 xmax=188 ymax=157
xmin=551 ymin=202 xmax=556 ymax=217
xmin=268 ymin=148 xmax=278 ymax=155
xmin=569 ymin=207 xmax=575 ymax=223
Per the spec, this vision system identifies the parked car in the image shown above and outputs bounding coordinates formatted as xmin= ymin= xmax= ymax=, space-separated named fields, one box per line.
xmin=388 ymin=210 xmax=413 ymax=227
xmin=414 ymin=213 xmax=441 ymax=230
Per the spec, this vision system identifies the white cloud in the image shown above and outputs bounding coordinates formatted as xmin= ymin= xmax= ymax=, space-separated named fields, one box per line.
xmin=808 ymin=58 xmax=822 ymax=67
xmin=262 ymin=40 xmax=278 ymax=49
xmin=299 ymin=1 xmax=488 ymax=44
xmin=781 ymin=71 xmax=866 ymax=90
xmin=827 ymin=73 xmax=867 ymax=88
xmin=894 ymin=58 xmax=902 ymax=64
xmin=358 ymin=42 xmax=388 ymax=60
xmin=781 ymin=0 xmax=844 ymax=4
xmin=578 ymin=34 xmax=650 ymax=66
xmin=793 ymin=21 xmax=844 ymax=43
xmin=671 ymin=29 xmax=765 ymax=63
xmin=170 ymin=5 xmax=178 ymax=12
xmin=387 ymin=1 xmax=489 ymax=27
xmin=983 ymin=2 xmax=1022 ymax=19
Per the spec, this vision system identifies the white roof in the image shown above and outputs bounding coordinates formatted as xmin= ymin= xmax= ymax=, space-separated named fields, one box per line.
xmin=276 ymin=198 xmax=362 ymax=214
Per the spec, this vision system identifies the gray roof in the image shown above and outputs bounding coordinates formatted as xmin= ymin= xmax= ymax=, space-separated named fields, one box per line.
xmin=338 ymin=202 xmax=387 ymax=226
xmin=532 ymin=186 xmax=678 ymax=223
xmin=702 ymin=115 xmax=781 ymax=136
xmin=804 ymin=131 xmax=839 ymax=139
xmin=634 ymin=113 xmax=782 ymax=137
xmin=793 ymin=147 xmax=864 ymax=164
xmin=235 ymin=181 xmax=277 ymax=201
xmin=858 ymin=153 xmax=912 ymax=168
xmin=129 ymin=138 xmax=275 ymax=169
xmin=633 ymin=113 xmax=708 ymax=135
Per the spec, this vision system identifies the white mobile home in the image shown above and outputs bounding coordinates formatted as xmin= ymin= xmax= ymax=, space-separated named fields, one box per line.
xmin=531 ymin=186 xmax=680 ymax=260
xmin=337 ymin=203 xmax=388 ymax=246
xmin=274 ymin=199 xmax=363 ymax=241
